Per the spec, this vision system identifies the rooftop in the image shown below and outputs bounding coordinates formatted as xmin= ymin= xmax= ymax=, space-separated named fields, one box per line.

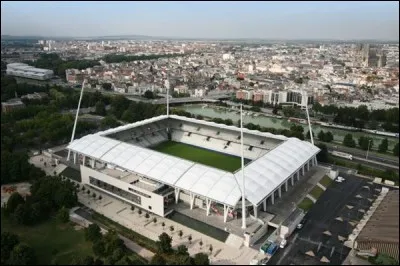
xmin=67 ymin=115 xmax=320 ymax=207
xmin=357 ymin=190 xmax=399 ymax=244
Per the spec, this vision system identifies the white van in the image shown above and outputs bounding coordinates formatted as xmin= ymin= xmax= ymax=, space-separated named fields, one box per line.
xmin=280 ymin=239 xmax=287 ymax=248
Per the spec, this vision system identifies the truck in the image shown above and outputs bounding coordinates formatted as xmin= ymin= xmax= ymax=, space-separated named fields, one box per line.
xmin=330 ymin=151 xmax=353 ymax=160
xmin=266 ymin=243 xmax=279 ymax=259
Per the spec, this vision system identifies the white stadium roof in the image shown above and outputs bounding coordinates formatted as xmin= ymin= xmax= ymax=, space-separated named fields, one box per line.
xmin=67 ymin=115 xmax=320 ymax=207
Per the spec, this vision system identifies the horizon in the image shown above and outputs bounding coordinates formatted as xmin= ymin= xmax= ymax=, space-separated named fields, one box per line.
xmin=1 ymin=1 xmax=399 ymax=41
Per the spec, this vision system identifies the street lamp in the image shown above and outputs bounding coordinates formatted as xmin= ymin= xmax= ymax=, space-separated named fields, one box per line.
xmin=365 ymin=139 xmax=372 ymax=160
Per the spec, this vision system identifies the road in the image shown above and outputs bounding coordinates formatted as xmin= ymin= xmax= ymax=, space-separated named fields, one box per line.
xmin=351 ymin=156 xmax=399 ymax=171
xmin=321 ymin=141 xmax=399 ymax=166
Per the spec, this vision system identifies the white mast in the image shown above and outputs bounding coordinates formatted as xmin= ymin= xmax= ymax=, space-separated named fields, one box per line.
xmin=301 ymin=89 xmax=314 ymax=145
xmin=166 ymin=85 xmax=169 ymax=116
xmin=240 ymin=104 xmax=246 ymax=229
xmin=67 ymin=80 xmax=86 ymax=161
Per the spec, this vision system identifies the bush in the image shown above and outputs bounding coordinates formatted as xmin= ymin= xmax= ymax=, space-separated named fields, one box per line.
xmin=57 ymin=207 xmax=70 ymax=223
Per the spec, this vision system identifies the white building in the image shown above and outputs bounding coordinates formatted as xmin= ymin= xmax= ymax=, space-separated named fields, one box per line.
xmin=193 ymin=88 xmax=205 ymax=98
xmin=6 ymin=63 xmax=54 ymax=80
xmin=67 ymin=115 xmax=320 ymax=221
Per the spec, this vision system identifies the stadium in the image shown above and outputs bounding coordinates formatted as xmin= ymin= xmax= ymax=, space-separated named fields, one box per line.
xmin=67 ymin=114 xmax=320 ymax=240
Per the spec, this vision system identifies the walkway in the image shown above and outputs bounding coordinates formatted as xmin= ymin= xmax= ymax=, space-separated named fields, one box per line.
xmin=69 ymin=207 xmax=155 ymax=261
xmin=77 ymin=189 xmax=259 ymax=265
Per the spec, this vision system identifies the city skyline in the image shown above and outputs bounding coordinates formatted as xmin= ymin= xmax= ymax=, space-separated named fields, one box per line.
xmin=1 ymin=1 xmax=399 ymax=41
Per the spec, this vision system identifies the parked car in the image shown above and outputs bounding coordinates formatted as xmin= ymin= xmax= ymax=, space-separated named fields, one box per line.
xmin=280 ymin=239 xmax=287 ymax=248
xmin=297 ymin=218 xmax=307 ymax=229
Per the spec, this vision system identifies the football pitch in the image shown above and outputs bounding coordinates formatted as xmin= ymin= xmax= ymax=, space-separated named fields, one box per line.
xmin=151 ymin=141 xmax=247 ymax=172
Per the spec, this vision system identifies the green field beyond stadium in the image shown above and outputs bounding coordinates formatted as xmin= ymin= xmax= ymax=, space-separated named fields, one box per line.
xmin=151 ymin=141 xmax=248 ymax=172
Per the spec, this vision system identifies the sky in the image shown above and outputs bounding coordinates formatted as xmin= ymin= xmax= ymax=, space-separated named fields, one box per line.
xmin=1 ymin=1 xmax=399 ymax=40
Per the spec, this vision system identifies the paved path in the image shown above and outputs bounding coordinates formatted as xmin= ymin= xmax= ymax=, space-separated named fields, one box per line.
xmin=69 ymin=207 xmax=155 ymax=261
xmin=77 ymin=189 xmax=258 ymax=265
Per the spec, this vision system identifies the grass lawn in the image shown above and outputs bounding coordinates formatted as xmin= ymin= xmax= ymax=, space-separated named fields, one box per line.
xmin=297 ymin=198 xmax=314 ymax=212
xmin=309 ymin=186 xmax=325 ymax=200
xmin=151 ymin=141 xmax=247 ymax=172
xmin=319 ymin=175 xmax=333 ymax=188
xmin=1 ymin=214 xmax=93 ymax=265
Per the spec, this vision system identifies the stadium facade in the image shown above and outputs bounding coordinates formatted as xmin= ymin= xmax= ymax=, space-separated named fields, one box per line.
xmin=67 ymin=115 xmax=320 ymax=222
xmin=6 ymin=63 xmax=54 ymax=80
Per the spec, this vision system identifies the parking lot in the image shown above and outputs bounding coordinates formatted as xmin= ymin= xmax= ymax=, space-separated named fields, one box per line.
xmin=268 ymin=174 xmax=383 ymax=265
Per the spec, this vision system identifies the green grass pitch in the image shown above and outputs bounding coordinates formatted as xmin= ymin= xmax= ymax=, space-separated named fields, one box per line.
xmin=151 ymin=141 xmax=247 ymax=172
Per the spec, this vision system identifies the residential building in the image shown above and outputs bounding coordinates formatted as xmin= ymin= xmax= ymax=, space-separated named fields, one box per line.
xmin=1 ymin=98 xmax=25 ymax=113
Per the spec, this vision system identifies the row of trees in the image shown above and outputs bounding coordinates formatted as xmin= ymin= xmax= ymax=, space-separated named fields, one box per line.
xmin=151 ymin=232 xmax=209 ymax=265
xmin=109 ymin=95 xmax=166 ymax=123
xmin=317 ymin=130 xmax=334 ymax=143
xmin=1 ymin=232 xmax=37 ymax=265
xmin=80 ymin=224 xmax=141 ymax=265
xmin=28 ymin=53 xmax=100 ymax=79
xmin=313 ymin=103 xmax=399 ymax=132
xmin=342 ymin=134 xmax=398 ymax=155
xmin=3 ymin=176 xmax=78 ymax=225
xmin=102 ymin=53 xmax=183 ymax=64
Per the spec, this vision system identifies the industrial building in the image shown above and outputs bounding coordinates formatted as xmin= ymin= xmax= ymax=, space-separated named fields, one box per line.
xmin=67 ymin=115 xmax=320 ymax=231
xmin=351 ymin=189 xmax=399 ymax=261
xmin=6 ymin=63 xmax=54 ymax=80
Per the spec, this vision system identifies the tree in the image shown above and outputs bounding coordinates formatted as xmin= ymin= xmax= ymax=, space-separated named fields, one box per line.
xmin=325 ymin=131 xmax=333 ymax=143
xmin=358 ymin=136 xmax=373 ymax=151
xmin=306 ymin=130 xmax=314 ymax=140
xmin=150 ymin=254 xmax=166 ymax=265
xmin=169 ymin=225 xmax=174 ymax=233
xmin=112 ymin=248 xmax=124 ymax=262
xmin=138 ymin=209 xmax=142 ymax=216
xmin=8 ymin=243 xmax=37 ymax=265
xmin=102 ymin=83 xmax=112 ymax=91
xmin=13 ymin=204 xmax=31 ymax=225
xmin=378 ymin=138 xmax=388 ymax=153
xmin=394 ymin=143 xmax=399 ymax=156
xmin=85 ymin=223 xmax=102 ymax=242
xmin=130 ymin=205 xmax=135 ymax=211
xmin=144 ymin=90 xmax=155 ymax=99
xmin=5 ymin=192 xmax=25 ymax=215
xmin=193 ymin=253 xmax=210 ymax=265
xmin=145 ymin=213 xmax=150 ymax=219
xmin=95 ymin=101 xmax=106 ymax=116
xmin=157 ymin=232 xmax=173 ymax=254
xmin=92 ymin=241 xmax=106 ymax=257
xmin=343 ymin=134 xmax=356 ymax=148
xmin=188 ymin=235 xmax=192 ymax=244
xmin=94 ymin=258 xmax=104 ymax=265
xmin=92 ymin=192 xmax=96 ymax=198
xmin=82 ymin=255 xmax=95 ymax=265
xmin=1 ymin=232 xmax=20 ymax=264
xmin=153 ymin=217 xmax=157 ymax=224
xmin=178 ymin=230 xmax=183 ymax=239
xmin=177 ymin=245 xmax=189 ymax=256
xmin=317 ymin=130 xmax=325 ymax=141
xmin=316 ymin=144 xmax=328 ymax=163
xmin=57 ymin=206 xmax=70 ymax=223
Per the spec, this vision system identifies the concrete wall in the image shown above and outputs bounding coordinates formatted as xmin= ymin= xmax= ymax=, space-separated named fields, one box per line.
xmin=80 ymin=166 xmax=165 ymax=216
xmin=280 ymin=212 xmax=305 ymax=239
xmin=248 ymin=222 xmax=269 ymax=247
